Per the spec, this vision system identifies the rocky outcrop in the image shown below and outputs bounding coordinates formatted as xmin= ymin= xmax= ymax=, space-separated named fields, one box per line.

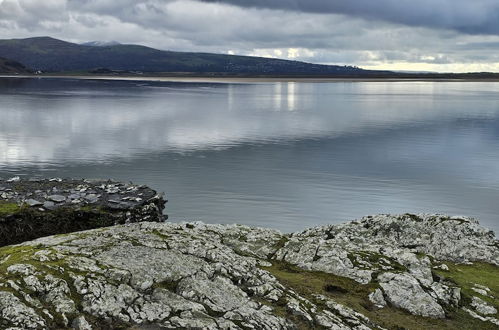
xmin=0 ymin=178 xmax=166 ymax=246
xmin=0 ymin=214 xmax=497 ymax=329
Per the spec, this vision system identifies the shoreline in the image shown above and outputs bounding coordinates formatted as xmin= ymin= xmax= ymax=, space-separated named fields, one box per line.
xmin=2 ymin=74 xmax=499 ymax=83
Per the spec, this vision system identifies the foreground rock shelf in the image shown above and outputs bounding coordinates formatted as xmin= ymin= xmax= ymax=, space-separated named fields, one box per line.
xmin=0 ymin=178 xmax=166 ymax=246
xmin=0 ymin=213 xmax=498 ymax=329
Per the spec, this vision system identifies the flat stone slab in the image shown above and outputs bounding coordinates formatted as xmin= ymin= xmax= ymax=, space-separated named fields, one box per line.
xmin=0 ymin=177 xmax=166 ymax=246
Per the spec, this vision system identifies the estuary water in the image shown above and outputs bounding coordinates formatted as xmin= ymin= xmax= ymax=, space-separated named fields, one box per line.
xmin=1 ymin=78 xmax=499 ymax=233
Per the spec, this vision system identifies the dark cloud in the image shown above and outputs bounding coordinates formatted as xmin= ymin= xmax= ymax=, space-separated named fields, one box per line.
xmin=202 ymin=0 xmax=499 ymax=35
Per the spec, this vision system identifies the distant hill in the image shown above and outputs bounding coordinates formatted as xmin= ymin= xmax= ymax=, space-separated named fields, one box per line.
xmin=81 ymin=41 xmax=121 ymax=47
xmin=0 ymin=57 xmax=31 ymax=74
xmin=0 ymin=37 xmax=375 ymax=75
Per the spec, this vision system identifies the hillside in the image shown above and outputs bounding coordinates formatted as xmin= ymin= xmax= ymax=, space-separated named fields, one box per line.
xmin=0 ymin=37 xmax=372 ymax=75
xmin=0 ymin=56 xmax=31 ymax=74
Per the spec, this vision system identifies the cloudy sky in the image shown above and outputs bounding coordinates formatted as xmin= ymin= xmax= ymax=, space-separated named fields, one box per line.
xmin=1 ymin=0 xmax=499 ymax=72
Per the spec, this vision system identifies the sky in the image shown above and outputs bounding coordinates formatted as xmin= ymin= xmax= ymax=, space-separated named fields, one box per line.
xmin=1 ymin=0 xmax=499 ymax=72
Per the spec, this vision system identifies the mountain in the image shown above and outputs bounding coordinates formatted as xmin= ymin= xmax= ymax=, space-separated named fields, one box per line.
xmin=0 ymin=56 xmax=31 ymax=74
xmin=81 ymin=41 xmax=121 ymax=47
xmin=0 ymin=36 xmax=374 ymax=75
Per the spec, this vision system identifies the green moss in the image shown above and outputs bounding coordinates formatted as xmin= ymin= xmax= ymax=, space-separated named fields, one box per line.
xmin=0 ymin=202 xmax=21 ymax=216
xmin=262 ymin=260 xmax=498 ymax=330
xmin=151 ymin=229 xmax=170 ymax=240
xmin=348 ymin=251 xmax=407 ymax=272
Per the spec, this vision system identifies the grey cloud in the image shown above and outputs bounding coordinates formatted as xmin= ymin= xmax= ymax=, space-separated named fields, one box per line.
xmin=0 ymin=0 xmax=498 ymax=71
xmin=202 ymin=0 xmax=499 ymax=35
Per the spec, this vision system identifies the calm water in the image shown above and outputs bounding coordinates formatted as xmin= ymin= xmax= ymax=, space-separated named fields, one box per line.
xmin=1 ymin=78 xmax=499 ymax=233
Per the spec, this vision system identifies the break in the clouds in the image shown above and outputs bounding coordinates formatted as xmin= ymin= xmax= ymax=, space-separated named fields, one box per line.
xmin=1 ymin=0 xmax=499 ymax=72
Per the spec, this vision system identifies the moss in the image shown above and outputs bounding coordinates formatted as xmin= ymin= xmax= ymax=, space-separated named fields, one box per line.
xmin=262 ymin=260 xmax=498 ymax=330
xmin=0 ymin=202 xmax=21 ymax=216
xmin=348 ymin=251 xmax=407 ymax=272
xmin=151 ymin=229 xmax=170 ymax=240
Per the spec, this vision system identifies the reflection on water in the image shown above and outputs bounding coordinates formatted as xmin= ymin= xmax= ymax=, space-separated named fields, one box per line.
xmin=1 ymin=78 xmax=499 ymax=233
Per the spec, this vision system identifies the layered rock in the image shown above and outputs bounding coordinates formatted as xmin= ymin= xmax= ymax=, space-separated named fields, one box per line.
xmin=0 ymin=214 xmax=497 ymax=329
xmin=0 ymin=178 xmax=166 ymax=246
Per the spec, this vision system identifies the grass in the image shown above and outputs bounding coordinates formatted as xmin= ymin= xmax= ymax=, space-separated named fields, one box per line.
xmin=262 ymin=260 xmax=499 ymax=330
xmin=0 ymin=202 xmax=21 ymax=216
xmin=434 ymin=262 xmax=499 ymax=311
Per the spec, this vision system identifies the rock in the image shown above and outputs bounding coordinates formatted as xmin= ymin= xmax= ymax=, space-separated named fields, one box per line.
xmin=434 ymin=263 xmax=449 ymax=271
xmin=463 ymin=307 xmax=499 ymax=326
xmin=0 ymin=178 xmax=167 ymax=246
xmin=378 ymin=272 xmax=445 ymax=318
xmin=25 ymin=199 xmax=43 ymax=207
xmin=472 ymin=284 xmax=492 ymax=297
xmin=48 ymin=195 xmax=66 ymax=203
xmin=368 ymin=288 xmax=386 ymax=308
xmin=0 ymin=291 xmax=46 ymax=329
xmin=430 ymin=282 xmax=460 ymax=307
xmin=471 ymin=297 xmax=497 ymax=315
xmin=43 ymin=200 xmax=55 ymax=209
xmin=472 ymin=287 xmax=490 ymax=297
xmin=72 ymin=316 xmax=92 ymax=330
xmin=0 ymin=212 xmax=497 ymax=329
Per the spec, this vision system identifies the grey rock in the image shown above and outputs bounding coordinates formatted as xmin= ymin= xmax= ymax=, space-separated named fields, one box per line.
xmin=472 ymin=287 xmax=490 ymax=296
xmin=43 ymin=201 xmax=55 ymax=209
xmin=368 ymin=288 xmax=387 ymax=308
xmin=48 ymin=195 xmax=66 ymax=203
xmin=378 ymin=272 xmax=445 ymax=318
xmin=72 ymin=316 xmax=92 ymax=330
xmin=0 ymin=291 xmax=46 ymax=329
xmin=0 ymin=213 xmax=497 ymax=329
xmin=471 ymin=296 xmax=497 ymax=315
xmin=463 ymin=307 xmax=499 ymax=326
xmin=430 ymin=282 xmax=460 ymax=307
xmin=25 ymin=199 xmax=43 ymax=207
xmin=0 ymin=178 xmax=167 ymax=246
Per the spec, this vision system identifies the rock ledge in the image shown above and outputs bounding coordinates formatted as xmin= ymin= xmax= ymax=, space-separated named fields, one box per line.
xmin=0 ymin=177 xmax=166 ymax=246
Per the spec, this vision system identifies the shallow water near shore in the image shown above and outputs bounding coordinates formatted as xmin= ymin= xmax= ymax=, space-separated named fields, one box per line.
xmin=1 ymin=78 xmax=499 ymax=233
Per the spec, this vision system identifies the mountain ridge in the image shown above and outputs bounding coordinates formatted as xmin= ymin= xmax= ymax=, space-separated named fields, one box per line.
xmin=0 ymin=36 xmax=372 ymax=75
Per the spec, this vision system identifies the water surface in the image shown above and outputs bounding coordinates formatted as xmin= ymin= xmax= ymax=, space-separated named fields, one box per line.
xmin=1 ymin=78 xmax=498 ymax=233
